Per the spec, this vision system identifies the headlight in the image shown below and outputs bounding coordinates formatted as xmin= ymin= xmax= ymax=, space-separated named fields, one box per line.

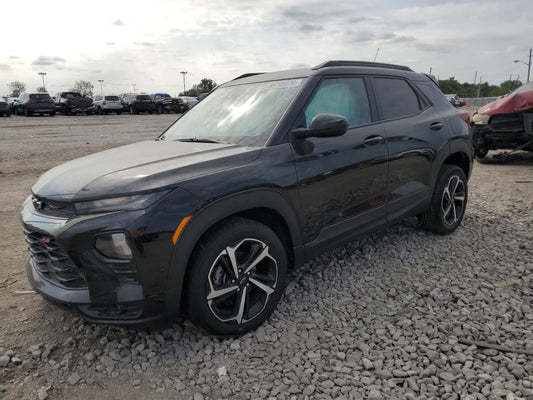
xmin=472 ymin=113 xmax=490 ymax=125
xmin=75 ymin=190 xmax=169 ymax=215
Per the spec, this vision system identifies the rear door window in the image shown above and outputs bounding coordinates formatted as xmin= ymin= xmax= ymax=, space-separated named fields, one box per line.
xmin=373 ymin=77 xmax=421 ymax=120
xmin=304 ymin=77 xmax=371 ymax=128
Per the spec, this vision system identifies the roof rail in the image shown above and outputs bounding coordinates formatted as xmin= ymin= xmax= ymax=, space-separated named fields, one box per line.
xmin=232 ymin=72 xmax=265 ymax=81
xmin=313 ymin=60 xmax=413 ymax=72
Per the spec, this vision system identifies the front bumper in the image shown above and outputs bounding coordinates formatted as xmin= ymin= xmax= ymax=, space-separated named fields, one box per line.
xmin=20 ymin=196 xmax=177 ymax=325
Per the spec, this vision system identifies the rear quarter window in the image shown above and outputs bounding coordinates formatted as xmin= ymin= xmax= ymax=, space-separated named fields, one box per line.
xmin=416 ymin=83 xmax=457 ymax=112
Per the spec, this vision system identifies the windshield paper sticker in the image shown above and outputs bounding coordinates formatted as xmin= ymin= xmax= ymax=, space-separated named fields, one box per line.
xmin=263 ymin=79 xmax=303 ymax=89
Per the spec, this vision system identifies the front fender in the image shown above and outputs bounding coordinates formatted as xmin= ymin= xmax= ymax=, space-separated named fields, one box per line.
xmin=163 ymin=188 xmax=303 ymax=319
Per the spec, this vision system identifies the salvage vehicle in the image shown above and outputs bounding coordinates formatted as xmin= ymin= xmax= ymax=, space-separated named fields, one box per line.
xmin=21 ymin=61 xmax=473 ymax=335
xmin=471 ymin=82 xmax=533 ymax=159
xmin=54 ymin=92 xmax=93 ymax=115
xmin=150 ymin=93 xmax=187 ymax=114
xmin=13 ymin=93 xmax=55 ymax=116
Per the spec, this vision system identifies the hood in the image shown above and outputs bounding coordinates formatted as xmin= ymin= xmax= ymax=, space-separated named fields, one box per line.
xmin=478 ymin=90 xmax=533 ymax=115
xmin=32 ymin=140 xmax=260 ymax=201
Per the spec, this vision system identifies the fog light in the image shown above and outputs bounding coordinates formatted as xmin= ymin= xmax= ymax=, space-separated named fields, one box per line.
xmin=95 ymin=233 xmax=133 ymax=260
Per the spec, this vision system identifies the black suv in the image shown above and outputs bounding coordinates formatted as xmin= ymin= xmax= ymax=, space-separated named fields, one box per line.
xmin=122 ymin=94 xmax=156 ymax=114
xmin=21 ymin=61 xmax=472 ymax=335
xmin=13 ymin=93 xmax=56 ymax=116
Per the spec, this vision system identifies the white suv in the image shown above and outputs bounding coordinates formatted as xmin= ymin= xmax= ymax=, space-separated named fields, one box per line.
xmin=92 ymin=95 xmax=123 ymax=115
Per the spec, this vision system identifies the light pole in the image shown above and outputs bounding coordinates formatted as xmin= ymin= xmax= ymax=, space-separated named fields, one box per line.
xmin=514 ymin=48 xmax=532 ymax=83
xmin=180 ymin=71 xmax=188 ymax=93
xmin=38 ymin=72 xmax=47 ymax=91
xmin=98 ymin=79 xmax=104 ymax=95
xmin=131 ymin=83 xmax=137 ymax=93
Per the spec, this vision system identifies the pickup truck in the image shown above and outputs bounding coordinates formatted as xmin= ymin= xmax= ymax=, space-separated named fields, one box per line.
xmin=54 ymin=92 xmax=94 ymax=115
xmin=149 ymin=93 xmax=187 ymax=114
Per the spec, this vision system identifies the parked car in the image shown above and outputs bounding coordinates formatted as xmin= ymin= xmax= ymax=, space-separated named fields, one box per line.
xmin=179 ymin=96 xmax=198 ymax=109
xmin=2 ymin=96 xmax=15 ymax=113
xmin=21 ymin=60 xmax=472 ymax=335
xmin=470 ymin=81 xmax=533 ymax=159
xmin=0 ymin=98 xmax=11 ymax=117
xmin=54 ymin=92 xmax=93 ymax=115
xmin=92 ymin=95 xmax=123 ymax=115
xmin=13 ymin=93 xmax=55 ymax=116
xmin=118 ymin=93 xmax=135 ymax=112
xmin=122 ymin=93 xmax=155 ymax=114
xmin=445 ymin=94 xmax=466 ymax=107
xmin=150 ymin=93 xmax=187 ymax=114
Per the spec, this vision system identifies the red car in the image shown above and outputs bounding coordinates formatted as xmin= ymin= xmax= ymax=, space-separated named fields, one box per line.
xmin=470 ymin=82 xmax=533 ymax=159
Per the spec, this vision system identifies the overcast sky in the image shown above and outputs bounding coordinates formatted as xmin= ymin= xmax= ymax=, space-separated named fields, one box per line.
xmin=1 ymin=0 xmax=532 ymax=96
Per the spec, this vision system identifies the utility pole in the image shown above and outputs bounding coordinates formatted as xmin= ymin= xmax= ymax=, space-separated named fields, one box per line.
xmin=473 ymin=71 xmax=477 ymax=98
xmin=38 ymin=72 xmax=47 ymax=91
xmin=180 ymin=71 xmax=188 ymax=93
xmin=98 ymin=80 xmax=104 ymax=95
xmin=477 ymin=76 xmax=483 ymax=98
xmin=513 ymin=48 xmax=531 ymax=83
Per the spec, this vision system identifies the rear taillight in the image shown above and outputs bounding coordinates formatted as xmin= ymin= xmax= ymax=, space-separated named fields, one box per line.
xmin=27 ymin=100 xmax=34 ymax=104
xmin=103 ymin=100 xmax=107 ymax=105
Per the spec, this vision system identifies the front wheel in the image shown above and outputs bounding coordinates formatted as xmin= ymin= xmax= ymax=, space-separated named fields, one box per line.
xmin=185 ymin=217 xmax=287 ymax=336
xmin=419 ymin=165 xmax=468 ymax=235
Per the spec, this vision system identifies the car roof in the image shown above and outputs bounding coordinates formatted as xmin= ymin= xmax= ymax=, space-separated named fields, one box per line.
xmin=223 ymin=60 xmax=427 ymax=87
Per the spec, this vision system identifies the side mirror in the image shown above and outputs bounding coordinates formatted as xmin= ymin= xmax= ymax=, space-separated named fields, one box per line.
xmin=291 ymin=113 xmax=348 ymax=140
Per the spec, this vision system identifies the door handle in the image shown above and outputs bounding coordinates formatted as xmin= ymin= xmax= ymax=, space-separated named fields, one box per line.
xmin=364 ymin=135 xmax=383 ymax=146
xmin=430 ymin=122 xmax=444 ymax=130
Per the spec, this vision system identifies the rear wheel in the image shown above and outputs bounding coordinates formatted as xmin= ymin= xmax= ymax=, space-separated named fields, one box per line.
xmin=24 ymin=108 xmax=30 ymax=116
xmin=419 ymin=165 xmax=468 ymax=235
xmin=185 ymin=217 xmax=287 ymax=336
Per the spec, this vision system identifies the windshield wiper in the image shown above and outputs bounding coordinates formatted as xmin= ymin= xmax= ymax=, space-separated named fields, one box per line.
xmin=175 ymin=138 xmax=229 ymax=144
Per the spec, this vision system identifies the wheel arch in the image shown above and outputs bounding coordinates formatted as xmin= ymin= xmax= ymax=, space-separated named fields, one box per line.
xmin=164 ymin=188 xmax=303 ymax=318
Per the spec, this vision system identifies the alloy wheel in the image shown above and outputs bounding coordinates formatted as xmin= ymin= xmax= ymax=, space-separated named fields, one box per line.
xmin=441 ymin=175 xmax=466 ymax=225
xmin=206 ymin=238 xmax=278 ymax=324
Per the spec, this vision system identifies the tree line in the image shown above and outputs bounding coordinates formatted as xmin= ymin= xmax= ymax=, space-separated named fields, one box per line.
xmin=6 ymin=78 xmax=217 ymax=98
xmin=438 ymin=78 xmax=523 ymax=98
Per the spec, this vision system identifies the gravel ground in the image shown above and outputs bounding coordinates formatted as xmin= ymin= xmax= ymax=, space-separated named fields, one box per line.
xmin=0 ymin=114 xmax=532 ymax=400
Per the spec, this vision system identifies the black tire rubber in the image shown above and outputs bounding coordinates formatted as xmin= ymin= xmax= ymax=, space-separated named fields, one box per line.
xmin=116 ymin=112 xmax=122 ymax=115
xmin=50 ymin=112 xmax=55 ymax=117
xmin=419 ymin=164 xmax=468 ymax=235
xmin=157 ymin=105 xmax=163 ymax=114
xmin=185 ymin=217 xmax=287 ymax=336
xmin=24 ymin=108 xmax=30 ymax=116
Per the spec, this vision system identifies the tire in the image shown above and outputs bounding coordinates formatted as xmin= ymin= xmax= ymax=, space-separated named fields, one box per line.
xmin=185 ymin=217 xmax=287 ymax=336
xmin=86 ymin=111 xmax=93 ymax=116
xmin=116 ymin=112 xmax=122 ymax=115
xmin=419 ymin=164 xmax=468 ymax=235
xmin=130 ymin=106 xmax=137 ymax=115
xmin=50 ymin=112 xmax=55 ymax=117
xmin=96 ymin=107 xmax=103 ymax=115
xmin=24 ymin=108 xmax=30 ymax=117
xmin=157 ymin=104 xmax=163 ymax=114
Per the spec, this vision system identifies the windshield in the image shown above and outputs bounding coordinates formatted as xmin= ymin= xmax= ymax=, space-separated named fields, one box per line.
xmin=161 ymin=78 xmax=305 ymax=146
xmin=512 ymin=82 xmax=533 ymax=95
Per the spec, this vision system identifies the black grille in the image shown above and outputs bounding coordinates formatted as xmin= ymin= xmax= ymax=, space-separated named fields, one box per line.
xmin=32 ymin=196 xmax=77 ymax=218
xmin=24 ymin=227 xmax=87 ymax=288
